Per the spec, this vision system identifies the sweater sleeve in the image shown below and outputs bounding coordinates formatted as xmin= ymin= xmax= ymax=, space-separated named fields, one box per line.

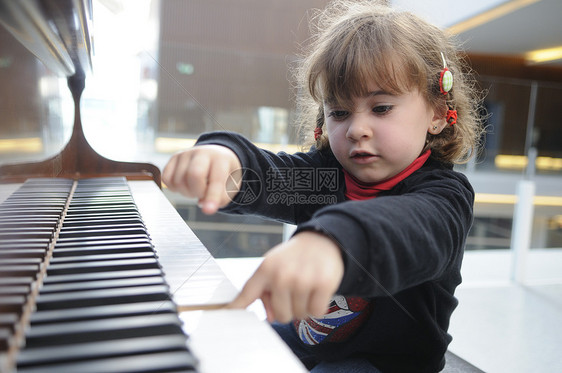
xmin=195 ymin=131 xmax=474 ymax=299
xmin=295 ymin=167 xmax=474 ymax=298
xmin=194 ymin=131 xmax=343 ymax=224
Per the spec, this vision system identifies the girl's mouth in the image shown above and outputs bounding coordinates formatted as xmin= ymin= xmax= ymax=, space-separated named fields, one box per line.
xmin=350 ymin=150 xmax=378 ymax=163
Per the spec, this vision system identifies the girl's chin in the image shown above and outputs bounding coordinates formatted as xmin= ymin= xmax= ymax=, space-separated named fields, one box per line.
xmin=347 ymin=170 xmax=389 ymax=184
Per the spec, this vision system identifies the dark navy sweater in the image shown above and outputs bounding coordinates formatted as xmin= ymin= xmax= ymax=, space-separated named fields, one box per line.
xmin=196 ymin=131 xmax=474 ymax=372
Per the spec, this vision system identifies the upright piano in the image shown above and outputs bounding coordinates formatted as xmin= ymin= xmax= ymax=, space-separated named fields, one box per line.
xmin=0 ymin=1 xmax=306 ymax=372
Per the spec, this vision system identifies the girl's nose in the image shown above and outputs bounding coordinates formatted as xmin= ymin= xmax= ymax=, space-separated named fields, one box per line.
xmin=346 ymin=115 xmax=373 ymax=141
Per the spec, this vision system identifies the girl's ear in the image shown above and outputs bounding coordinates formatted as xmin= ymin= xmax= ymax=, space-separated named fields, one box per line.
xmin=427 ymin=105 xmax=447 ymax=135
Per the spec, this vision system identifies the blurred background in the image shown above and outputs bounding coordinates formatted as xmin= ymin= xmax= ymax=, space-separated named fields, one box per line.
xmin=3 ymin=0 xmax=560 ymax=258
xmin=1 ymin=1 xmax=561 ymax=371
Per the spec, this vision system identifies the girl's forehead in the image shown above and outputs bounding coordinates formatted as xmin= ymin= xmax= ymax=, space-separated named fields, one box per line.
xmin=319 ymin=55 xmax=421 ymax=103
xmin=322 ymin=75 xmax=415 ymax=107
xmin=323 ymin=85 xmax=425 ymax=107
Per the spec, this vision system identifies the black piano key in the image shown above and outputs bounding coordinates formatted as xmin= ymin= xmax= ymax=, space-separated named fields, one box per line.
xmin=30 ymin=301 xmax=177 ymax=325
xmin=62 ymin=212 xmax=141 ymax=221
xmin=48 ymin=251 xmax=156 ymax=265
xmin=61 ymin=217 xmax=143 ymax=227
xmin=1 ymin=193 xmax=65 ymax=199
xmin=42 ymin=268 xmax=164 ymax=285
xmin=54 ymin=237 xmax=151 ymax=249
xmin=1 ymin=258 xmax=43 ymax=266
xmin=0 ymin=313 xmax=19 ymax=332
xmin=52 ymin=243 xmax=154 ymax=257
xmin=16 ymin=334 xmax=194 ymax=368
xmin=46 ymin=258 xmax=161 ymax=276
xmin=21 ymin=177 xmax=72 ymax=183
xmin=0 ymin=226 xmax=53 ymax=233
xmin=59 ymin=223 xmax=146 ymax=231
xmin=0 ymin=208 xmax=63 ymax=217
xmin=0 ymin=240 xmax=52 ymax=248
xmin=39 ymin=276 xmax=165 ymax=294
xmin=0 ymin=219 xmax=59 ymax=228
xmin=0 ymin=265 xmax=40 ymax=278
xmin=74 ymin=185 xmax=129 ymax=190
xmin=0 ymin=296 xmax=26 ymax=314
xmin=35 ymin=285 xmax=171 ymax=311
xmin=0 ymin=205 xmax=57 ymax=213
xmin=73 ymin=188 xmax=130 ymax=194
xmin=69 ymin=188 xmax=130 ymax=194
xmin=1 ymin=201 xmax=66 ymax=209
xmin=69 ymin=200 xmax=134 ymax=205
xmin=55 ymin=234 xmax=151 ymax=246
xmin=67 ymin=205 xmax=137 ymax=212
xmin=0 ymin=239 xmax=51 ymax=246
xmin=3 ymin=188 xmax=67 ymax=193
xmin=0 ymin=327 xmax=12 ymax=351
xmin=73 ymin=184 xmax=129 ymax=189
xmin=0 ymin=315 xmax=19 ymax=355
xmin=0 ymin=249 xmax=47 ymax=259
xmin=65 ymin=206 xmax=139 ymax=215
xmin=0 ymin=277 xmax=35 ymax=287
xmin=0 ymin=231 xmax=53 ymax=240
xmin=0 ymin=286 xmax=30 ymax=296
xmin=68 ymin=200 xmax=135 ymax=207
xmin=57 ymin=227 xmax=149 ymax=239
xmin=1 ymin=193 xmax=65 ymax=200
xmin=24 ymin=313 xmax=184 ymax=347
xmin=19 ymin=351 xmax=198 ymax=373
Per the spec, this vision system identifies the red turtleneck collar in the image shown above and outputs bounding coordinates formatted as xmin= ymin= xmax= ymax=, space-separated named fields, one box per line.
xmin=344 ymin=150 xmax=431 ymax=201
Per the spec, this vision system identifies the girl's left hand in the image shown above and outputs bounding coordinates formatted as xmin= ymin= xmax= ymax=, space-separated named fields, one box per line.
xmin=227 ymin=231 xmax=344 ymax=323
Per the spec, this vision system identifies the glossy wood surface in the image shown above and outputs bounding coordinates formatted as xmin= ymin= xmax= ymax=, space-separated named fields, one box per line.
xmin=0 ymin=73 xmax=161 ymax=187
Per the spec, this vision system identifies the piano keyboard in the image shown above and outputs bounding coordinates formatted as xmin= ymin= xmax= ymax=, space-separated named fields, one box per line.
xmin=0 ymin=177 xmax=198 ymax=372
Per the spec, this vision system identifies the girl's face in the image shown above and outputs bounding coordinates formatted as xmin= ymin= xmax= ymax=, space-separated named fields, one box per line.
xmin=325 ymin=82 xmax=445 ymax=184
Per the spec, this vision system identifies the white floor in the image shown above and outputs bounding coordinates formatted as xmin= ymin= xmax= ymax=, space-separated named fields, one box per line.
xmin=448 ymin=249 xmax=562 ymax=373
xmin=216 ymin=249 xmax=562 ymax=373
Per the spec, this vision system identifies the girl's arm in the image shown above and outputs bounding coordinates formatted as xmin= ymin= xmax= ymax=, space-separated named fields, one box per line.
xmin=164 ymin=131 xmax=346 ymax=322
xmin=296 ymin=168 xmax=475 ymax=297
xmin=230 ymin=169 xmax=473 ymax=322
xmin=193 ymin=131 xmax=343 ymax=224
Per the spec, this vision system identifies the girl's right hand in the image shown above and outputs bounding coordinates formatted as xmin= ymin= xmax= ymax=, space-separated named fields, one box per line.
xmin=162 ymin=145 xmax=242 ymax=214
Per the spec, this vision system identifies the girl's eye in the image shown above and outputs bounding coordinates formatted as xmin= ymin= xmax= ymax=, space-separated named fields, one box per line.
xmin=373 ymin=105 xmax=393 ymax=115
xmin=327 ymin=110 xmax=349 ymax=120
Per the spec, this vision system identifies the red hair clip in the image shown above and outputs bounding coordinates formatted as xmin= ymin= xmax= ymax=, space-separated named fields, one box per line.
xmin=446 ymin=109 xmax=457 ymax=126
xmin=439 ymin=53 xmax=453 ymax=95
xmin=314 ymin=127 xmax=323 ymax=140
xmin=440 ymin=68 xmax=453 ymax=95
xmin=439 ymin=52 xmax=453 ymax=95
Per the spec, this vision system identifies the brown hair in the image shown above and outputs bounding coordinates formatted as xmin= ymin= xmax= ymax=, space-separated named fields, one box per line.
xmin=293 ymin=0 xmax=484 ymax=164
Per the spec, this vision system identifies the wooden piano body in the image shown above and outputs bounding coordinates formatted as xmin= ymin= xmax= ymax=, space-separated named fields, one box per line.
xmin=0 ymin=1 xmax=306 ymax=371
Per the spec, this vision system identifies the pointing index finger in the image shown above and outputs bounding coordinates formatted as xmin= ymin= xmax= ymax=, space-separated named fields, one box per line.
xmin=227 ymin=271 xmax=266 ymax=311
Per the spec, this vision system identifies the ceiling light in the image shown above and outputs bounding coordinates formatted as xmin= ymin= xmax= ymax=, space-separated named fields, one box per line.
xmin=495 ymin=154 xmax=562 ymax=171
xmin=525 ymin=46 xmax=562 ymax=64
xmin=474 ymin=193 xmax=562 ymax=207
xmin=447 ymin=0 xmax=541 ymax=35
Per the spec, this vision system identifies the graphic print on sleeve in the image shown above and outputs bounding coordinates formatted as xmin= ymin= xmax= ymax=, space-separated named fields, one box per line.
xmin=294 ymin=295 xmax=373 ymax=345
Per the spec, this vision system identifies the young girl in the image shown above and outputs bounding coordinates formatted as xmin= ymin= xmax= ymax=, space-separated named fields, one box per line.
xmin=163 ymin=1 xmax=483 ymax=371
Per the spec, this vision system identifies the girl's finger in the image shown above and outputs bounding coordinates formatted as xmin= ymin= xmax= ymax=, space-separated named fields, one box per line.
xmin=269 ymin=283 xmax=293 ymax=323
xmin=181 ymin=152 xmax=211 ymax=199
xmin=161 ymin=155 xmax=177 ymax=189
xmin=227 ymin=271 xmax=266 ymax=311
xmin=200 ymin=158 xmax=234 ymax=214
xmin=307 ymin=287 xmax=332 ymax=318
